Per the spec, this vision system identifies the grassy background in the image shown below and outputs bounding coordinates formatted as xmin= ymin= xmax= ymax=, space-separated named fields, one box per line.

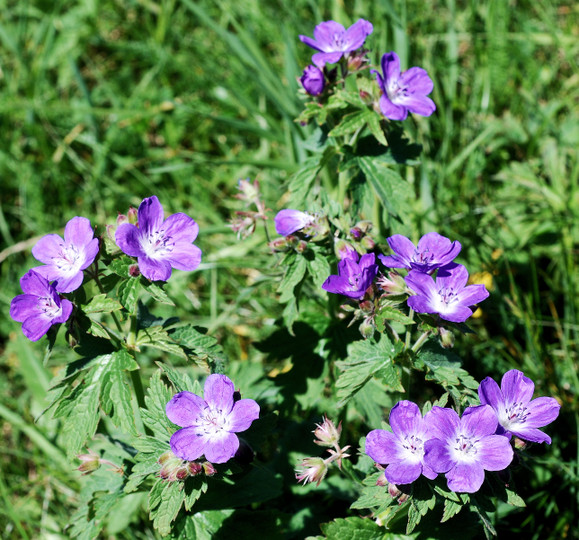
xmin=0 ymin=0 xmax=577 ymax=537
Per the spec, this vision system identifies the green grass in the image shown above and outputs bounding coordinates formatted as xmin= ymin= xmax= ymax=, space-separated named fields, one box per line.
xmin=0 ymin=0 xmax=577 ymax=537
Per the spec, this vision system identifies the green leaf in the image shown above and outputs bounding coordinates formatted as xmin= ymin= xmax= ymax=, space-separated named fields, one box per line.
xmin=137 ymin=326 xmax=188 ymax=359
xmin=505 ymin=488 xmax=526 ymax=507
xmin=320 ymin=516 xmax=385 ymax=540
xmin=142 ymin=280 xmax=176 ymax=306
xmin=142 ymin=371 xmax=176 ymax=438
xmin=441 ymin=498 xmax=465 ymax=523
xmin=81 ymin=293 xmax=123 ymax=314
xmin=357 ymin=156 xmax=412 ymax=219
xmin=278 ymin=253 xmax=307 ymax=303
xmin=100 ymin=350 xmax=139 ymax=436
xmin=149 ymin=479 xmax=185 ymax=536
xmin=417 ymin=342 xmax=479 ymax=398
xmin=328 ymin=110 xmax=369 ymax=138
xmin=305 ymin=249 xmax=331 ymax=289
xmin=335 ymin=337 xmax=404 ymax=406
xmin=288 ymin=157 xmax=323 ymax=208
xmin=375 ymin=305 xmax=415 ymax=328
xmin=118 ymin=277 xmax=140 ymax=313
xmin=406 ymin=485 xmax=436 ymax=534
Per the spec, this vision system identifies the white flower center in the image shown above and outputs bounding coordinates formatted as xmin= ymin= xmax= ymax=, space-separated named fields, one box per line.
xmin=54 ymin=244 xmax=83 ymax=275
xmin=500 ymin=401 xmax=529 ymax=429
xmin=452 ymin=434 xmax=478 ymax=462
xmin=38 ymin=296 xmax=61 ymax=319
xmin=400 ymin=433 xmax=425 ymax=462
xmin=197 ymin=407 xmax=230 ymax=435
xmin=437 ymin=287 xmax=459 ymax=307
xmin=141 ymin=229 xmax=175 ymax=259
xmin=387 ymin=79 xmax=409 ymax=104
xmin=412 ymin=248 xmax=434 ymax=265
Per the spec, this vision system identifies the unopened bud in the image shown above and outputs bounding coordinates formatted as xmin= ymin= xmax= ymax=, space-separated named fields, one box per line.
xmin=127 ymin=206 xmax=138 ymax=224
xmin=377 ymin=271 xmax=407 ymax=295
xmin=175 ymin=466 xmax=189 ymax=481
xmin=376 ymin=472 xmax=388 ymax=487
xmin=77 ymin=452 xmax=101 ymax=475
xmin=187 ymin=461 xmax=203 ymax=476
xmin=313 ymin=416 xmax=342 ymax=447
xmin=361 ymin=236 xmax=375 ymax=250
xmin=116 ymin=213 xmax=128 ymax=227
xmin=128 ymin=264 xmax=141 ymax=277
xmin=202 ymin=462 xmax=217 ymax=476
xmin=439 ymin=327 xmax=455 ymax=349
xmin=359 ymin=300 xmax=374 ymax=314
xmin=350 ymin=227 xmax=363 ymax=240
xmin=359 ymin=318 xmax=375 ymax=339
xmin=295 ymin=457 xmax=328 ymax=487
xmin=295 ymin=240 xmax=308 ymax=253
xmin=335 ymin=238 xmax=357 ymax=260
xmin=268 ymin=237 xmax=289 ymax=251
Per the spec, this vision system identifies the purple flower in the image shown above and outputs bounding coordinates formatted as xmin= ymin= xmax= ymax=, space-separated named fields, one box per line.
xmin=115 ymin=196 xmax=202 ymax=282
xmin=379 ymin=232 xmax=461 ymax=273
xmin=299 ymin=19 xmax=373 ymax=68
xmin=423 ymin=405 xmax=514 ymax=493
xmin=31 ymin=216 xmax=99 ymax=293
xmin=322 ymin=251 xmax=378 ymax=299
xmin=405 ymin=263 xmax=489 ymax=323
xmin=365 ymin=401 xmax=437 ymax=485
xmin=10 ymin=270 xmax=73 ymax=341
xmin=300 ymin=65 xmax=325 ymax=96
xmin=274 ymin=209 xmax=315 ymax=236
xmin=372 ymin=51 xmax=436 ymax=121
xmin=478 ymin=369 xmax=560 ymax=444
xmin=166 ymin=374 xmax=260 ymax=464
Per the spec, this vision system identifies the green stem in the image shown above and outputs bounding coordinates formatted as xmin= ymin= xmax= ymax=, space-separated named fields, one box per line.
xmin=411 ymin=330 xmax=432 ymax=353
xmin=404 ymin=308 xmax=415 ymax=349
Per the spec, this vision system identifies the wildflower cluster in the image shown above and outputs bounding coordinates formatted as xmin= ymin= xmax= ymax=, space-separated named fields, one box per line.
xmin=365 ymin=369 xmax=560 ymax=493
xmin=10 ymin=196 xmax=201 ymax=341
xmin=298 ymin=18 xmax=435 ymax=122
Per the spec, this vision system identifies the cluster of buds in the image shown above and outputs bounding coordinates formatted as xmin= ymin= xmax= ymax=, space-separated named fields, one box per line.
xmin=76 ymin=450 xmax=123 ymax=476
xmin=295 ymin=416 xmax=351 ymax=487
xmin=106 ymin=206 xmax=138 ymax=243
xmin=157 ymin=450 xmax=216 ymax=482
xmin=349 ymin=221 xmax=375 ymax=251
xmin=230 ymin=178 xmax=269 ymax=239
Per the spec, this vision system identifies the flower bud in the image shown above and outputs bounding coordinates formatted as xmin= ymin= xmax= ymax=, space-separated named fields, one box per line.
xmin=439 ymin=327 xmax=455 ymax=349
xmin=127 ymin=206 xmax=138 ymax=224
xmin=202 ymin=461 xmax=217 ymax=476
xmin=359 ymin=300 xmax=374 ymax=314
xmin=175 ymin=466 xmax=189 ymax=481
xmin=129 ymin=264 xmax=141 ymax=277
xmin=236 ymin=178 xmax=260 ymax=204
xmin=300 ymin=65 xmax=325 ymax=96
xmin=116 ymin=213 xmax=129 ymax=227
xmin=295 ymin=456 xmax=328 ymax=486
xmin=359 ymin=318 xmax=375 ymax=339
xmin=313 ymin=416 xmax=342 ymax=447
xmin=268 ymin=237 xmax=289 ymax=252
xmin=296 ymin=240 xmax=308 ymax=253
xmin=187 ymin=461 xmax=203 ymax=476
xmin=376 ymin=471 xmax=388 ymax=487
xmin=334 ymin=238 xmax=357 ymax=260
xmin=361 ymin=235 xmax=375 ymax=250
xmin=77 ymin=452 xmax=101 ymax=475
xmin=377 ymin=271 xmax=407 ymax=295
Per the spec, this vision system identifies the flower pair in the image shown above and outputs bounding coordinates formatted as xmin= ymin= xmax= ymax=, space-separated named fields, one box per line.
xmin=380 ymin=232 xmax=489 ymax=323
xmin=10 ymin=217 xmax=99 ymax=341
xmin=299 ymin=19 xmax=435 ymax=121
xmin=365 ymin=370 xmax=560 ymax=493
